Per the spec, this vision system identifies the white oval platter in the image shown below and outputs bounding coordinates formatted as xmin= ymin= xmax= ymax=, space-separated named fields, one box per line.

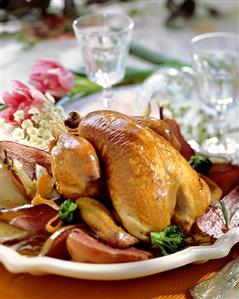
xmin=0 ymin=228 xmax=238 ymax=281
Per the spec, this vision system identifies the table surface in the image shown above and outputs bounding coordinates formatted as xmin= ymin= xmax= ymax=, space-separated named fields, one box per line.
xmin=2 ymin=0 xmax=239 ymax=91
xmin=1 ymin=1 xmax=239 ymax=298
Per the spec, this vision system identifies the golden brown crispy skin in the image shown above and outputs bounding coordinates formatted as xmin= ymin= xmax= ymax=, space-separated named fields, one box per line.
xmin=77 ymin=110 xmax=210 ymax=239
xmin=77 ymin=111 xmax=178 ymax=240
xmin=171 ymin=165 xmax=211 ymax=232
xmin=133 ymin=116 xmax=181 ymax=152
xmin=148 ymin=128 xmax=211 ymax=233
xmin=50 ymin=134 xmax=101 ymax=199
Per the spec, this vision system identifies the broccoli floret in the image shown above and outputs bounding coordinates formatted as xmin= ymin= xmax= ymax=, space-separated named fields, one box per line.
xmin=189 ymin=155 xmax=212 ymax=175
xmin=150 ymin=225 xmax=184 ymax=256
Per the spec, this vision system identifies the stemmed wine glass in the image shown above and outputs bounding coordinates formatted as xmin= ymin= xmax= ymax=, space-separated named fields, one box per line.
xmin=190 ymin=32 xmax=239 ymax=156
xmin=73 ymin=13 xmax=134 ymax=108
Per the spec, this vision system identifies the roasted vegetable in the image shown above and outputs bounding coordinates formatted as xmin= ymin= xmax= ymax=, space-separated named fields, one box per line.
xmin=208 ymin=163 xmax=239 ymax=196
xmin=0 ymin=221 xmax=30 ymax=244
xmin=199 ymin=174 xmax=222 ymax=204
xmin=40 ymin=225 xmax=77 ymax=259
xmin=66 ymin=228 xmax=152 ymax=263
xmin=0 ymin=141 xmax=52 ymax=179
xmin=76 ymin=197 xmax=138 ymax=248
xmin=195 ymin=186 xmax=239 ymax=239
xmin=0 ymin=166 xmax=29 ymax=209
xmin=0 ymin=204 xmax=57 ymax=233
xmin=164 ymin=118 xmax=195 ymax=160
xmin=150 ymin=225 xmax=184 ymax=256
xmin=189 ymin=155 xmax=212 ymax=175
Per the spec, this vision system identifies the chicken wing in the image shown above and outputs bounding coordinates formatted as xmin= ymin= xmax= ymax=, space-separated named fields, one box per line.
xmin=133 ymin=116 xmax=181 ymax=152
xmin=50 ymin=134 xmax=101 ymax=199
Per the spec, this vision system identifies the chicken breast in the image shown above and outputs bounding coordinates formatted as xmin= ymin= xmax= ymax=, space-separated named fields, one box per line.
xmin=77 ymin=110 xmax=211 ymax=239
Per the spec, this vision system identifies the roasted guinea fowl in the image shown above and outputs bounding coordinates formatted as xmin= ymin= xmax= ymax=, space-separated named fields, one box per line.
xmin=50 ymin=110 xmax=211 ymax=241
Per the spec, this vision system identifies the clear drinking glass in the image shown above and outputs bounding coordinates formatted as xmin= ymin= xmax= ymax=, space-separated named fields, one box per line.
xmin=190 ymin=32 xmax=239 ymax=155
xmin=73 ymin=13 xmax=134 ymax=108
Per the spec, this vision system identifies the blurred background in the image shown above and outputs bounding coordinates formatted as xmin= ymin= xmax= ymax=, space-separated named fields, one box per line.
xmin=1 ymin=0 xmax=239 ymax=91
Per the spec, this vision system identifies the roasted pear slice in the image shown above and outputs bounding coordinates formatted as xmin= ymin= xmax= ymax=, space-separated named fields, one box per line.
xmin=0 ymin=166 xmax=29 ymax=209
xmin=76 ymin=197 xmax=138 ymax=248
xmin=40 ymin=225 xmax=77 ymax=259
xmin=66 ymin=228 xmax=151 ymax=263
xmin=0 ymin=204 xmax=57 ymax=233
xmin=0 ymin=221 xmax=31 ymax=244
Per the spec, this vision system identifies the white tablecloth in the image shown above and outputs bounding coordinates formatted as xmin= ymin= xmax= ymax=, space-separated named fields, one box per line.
xmin=1 ymin=0 xmax=239 ymax=92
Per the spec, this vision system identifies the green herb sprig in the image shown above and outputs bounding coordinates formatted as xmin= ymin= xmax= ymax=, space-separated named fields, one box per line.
xmin=59 ymin=200 xmax=77 ymax=224
xmin=0 ymin=103 xmax=6 ymax=112
xmin=189 ymin=155 xmax=212 ymax=175
xmin=219 ymin=201 xmax=230 ymax=229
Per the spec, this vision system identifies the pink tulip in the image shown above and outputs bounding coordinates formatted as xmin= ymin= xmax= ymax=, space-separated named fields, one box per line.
xmin=1 ymin=80 xmax=45 ymax=123
xmin=29 ymin=59 xmax=74 ymax=98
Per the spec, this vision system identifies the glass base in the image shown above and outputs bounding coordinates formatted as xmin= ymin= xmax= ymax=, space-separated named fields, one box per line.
xmin=201 ymin=136 xmax=239 ymax=156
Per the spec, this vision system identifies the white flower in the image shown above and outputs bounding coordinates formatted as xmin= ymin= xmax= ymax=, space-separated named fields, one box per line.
xmin=42 ymin=131 xmax=51 ymax=139
xmin=38 ymin=127 xmax=51 ymax=139
xmin=5 ymin=92 xmax=66 ymax=149
xmin=31 ymin=114 xmax=41 ymax=123
xmin=22 ymin=119 xmax=33 ymax=129
xmin=54 ymin=109 xmax=65 ymax=120
xmin=26 ymin=127 xmax=39 ymax=136
xmin=55 ymin=106 xmax=65 ymax=114
xmin=28 ymin=107 xmax=40 ymax=115
xmin=13 ymin=110 xmax=24 ymax=122
xmin=42 ymin=101 xmax=52 ymax=112
xmin=12 ymin=128 xmax=25 ymax=140
xmin=0 ymin=118 xmax=5 ymax=128
xmin=28 ymin=135 xmax=40 ymax=144
xmin=30 ymin=136 xmax=45 ymax=147
xmin=39 ymin=120 xmax=48 ymax=127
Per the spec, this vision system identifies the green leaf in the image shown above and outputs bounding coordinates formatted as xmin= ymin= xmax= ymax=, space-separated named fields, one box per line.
xmin=129 ymin=42 xmax=189 ymax=68
xmin=0 ymin=103 xmax=6 ymax=112
xmin=59 ymin=200 xmax=77 ymax=224
xmin=189 ymin=155 xmax=212 ymax=175
xmin=69 ymin=67 xmax=156 ymax=99
xmin=120 ymin=67 xmax=156 ymax=84
xmin=69 ymin=77 xmax=101 ymax=98
xmin=15 ymin=31 xmax=36 ymax=50
xmin=219 ymin=201 xmax=230 ymax=229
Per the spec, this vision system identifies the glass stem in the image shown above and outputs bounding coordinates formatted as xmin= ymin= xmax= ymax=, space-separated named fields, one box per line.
xmin=102 ymin=86 xmax=113 ymax=108
xmin=214 ymin=105 xmax=228 ymax=142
